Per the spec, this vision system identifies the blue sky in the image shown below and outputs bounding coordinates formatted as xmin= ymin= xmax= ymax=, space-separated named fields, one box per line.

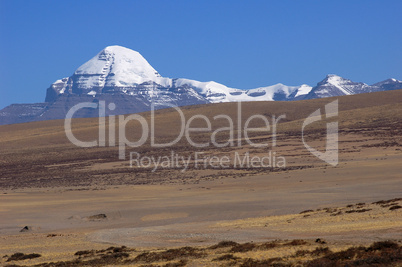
xmin=0 ymin=0 xmax=401 ymax=109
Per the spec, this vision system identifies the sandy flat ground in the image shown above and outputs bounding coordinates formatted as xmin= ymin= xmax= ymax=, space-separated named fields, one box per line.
xmin=1 ymin=148 xmax=401 ymax=266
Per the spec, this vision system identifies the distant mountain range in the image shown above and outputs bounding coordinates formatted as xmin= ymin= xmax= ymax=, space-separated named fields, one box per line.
xmin=1 ymin=45 xmax=401 ymax=125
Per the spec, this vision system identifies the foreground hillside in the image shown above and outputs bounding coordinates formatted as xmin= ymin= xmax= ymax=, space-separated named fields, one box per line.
xmin=1 ymin=89 xmax=401 ymax=188
xmin=0 ymin=90 xmax=401 ymax=266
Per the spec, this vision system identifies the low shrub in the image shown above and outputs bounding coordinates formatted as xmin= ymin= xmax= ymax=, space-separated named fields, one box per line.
xmin=230 ymin=242 xmax=256 ymax=253
xmin=209 ymin=240 xmax=239 ymax=249
xmin=7 ymin=253 xmax=41 ymax=262
xmin=212 ymin=254 xmax=240 ymax=261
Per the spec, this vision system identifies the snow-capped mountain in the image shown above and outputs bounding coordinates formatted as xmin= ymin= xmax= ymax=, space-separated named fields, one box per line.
xmin=173 ymin=78 xmax=312 ymax=103
xmin=372 ymin=78 xmax=402 ymax=91
xmin=305 ymin=74 xmax=402 ymax=99
xmin=1 ymin=45 xmax=401 ymax=125
xmin=46 ymin=46 xmax=172 ymax=100
xmin=46 ymin=45 xmax=311 ymax=104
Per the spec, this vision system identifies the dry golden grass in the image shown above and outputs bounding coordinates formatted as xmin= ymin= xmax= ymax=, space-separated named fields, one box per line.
xmin=0 ymin=90 xmax=402 ymax=266
xmin=0 ymin=90 xmax=401 ymax=189
xmin=215 ymin=198 xmax=402 ymax=235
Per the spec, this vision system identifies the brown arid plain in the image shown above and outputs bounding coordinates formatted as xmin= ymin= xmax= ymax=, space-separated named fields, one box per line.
xmin=0 ymin=90 xmax=401 ymax=266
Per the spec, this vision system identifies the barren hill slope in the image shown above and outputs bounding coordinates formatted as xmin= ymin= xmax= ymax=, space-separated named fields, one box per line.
xmin=0 ymin=89 xmax=401 ymax=188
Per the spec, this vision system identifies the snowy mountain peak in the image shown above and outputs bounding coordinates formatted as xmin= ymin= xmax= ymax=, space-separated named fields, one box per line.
xmin=43 ymin=45 xmax=401 ymax=110
xmin=371 ymin=78 xmax=402 ymax=91
xmin=375 ymin=78 xmax=401 ymax=84
xmin=326 ymin=74 xmax=341 ymax=78
xmin=323 ymin=74 xmax=348 ymax=84
xmin=304 ymin=74 xmax=402 ymax=100
xmin=294 ymin=84 xmax=313 ymax=98
xmin=45 ymin=45 xmax=314 ymax=103
xmin=73 ymin=45 xmax=170 ymax=90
